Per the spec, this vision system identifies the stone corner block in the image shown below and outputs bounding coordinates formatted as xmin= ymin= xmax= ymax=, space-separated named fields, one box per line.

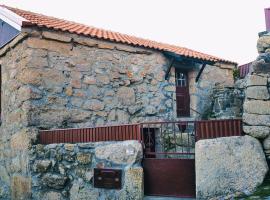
xmin=246 ymin=74 xmax=268 ymax=86
xmin=195 ymin=135 xmax=268 ymax=199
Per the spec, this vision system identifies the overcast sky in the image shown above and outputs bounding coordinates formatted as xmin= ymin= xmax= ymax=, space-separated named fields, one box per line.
xmin=1 ymin=0 xmax=269 ymax=64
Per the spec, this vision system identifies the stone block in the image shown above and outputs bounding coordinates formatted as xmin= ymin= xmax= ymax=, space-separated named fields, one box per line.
xmin=243 ymin=113 xmax=270 ymax=126
xmin=117 ymin=87 xmax=135 ymax=106
xmin=43 ymin=191 xmax=63 ymax=200
xmin=243 ymin=126 xmax=270 ymax=139
xmin=17 ymin=68 xmax=42 ymax=85
xmin=196 ymin=136 xmax=268 ymax=199
xmin=246 ymin=74 xmax=268 ymax=86
xmin=83 ymin=75 xmax=96 ymax=84
xmin=246 ymin=86 xmax=270 ymax=100
xmin=263 ymin=135 xmax=270 ymax=150
xmin=83 ymin=99 xmax=104 ymax=111
xmin=33 ymin=160 xmax=52 ymax=173
xmin=65 ymin=86 xmax=73 ymax=96
xmin=42 ymin=31 xmax=72 ymax=42
xmin=244 ymin=100 xmax=270 ymax=115
xmin=73 ymin=36 xmax=98 ymax=47
xmin=10 ymin=130 xmax=31 ymax=150
xmin=95 ymin=141 xmax=142 ymax=165
xmin=42 ymin=173 xmax=68 ymax=189
xmin=119 ymin=167 xmax=144 ymax=200
xmin=11 ymin=175 xmax=31 ymax=200
xmin=64 ymin=144 xmax=75 ymax=151
xmin=257 ymin=35 xmax=270 ymax=53
xmin=27 ymin=38 xmax=72 ymax=55
xmin=76 ymin=153 xmax=92 ymax=165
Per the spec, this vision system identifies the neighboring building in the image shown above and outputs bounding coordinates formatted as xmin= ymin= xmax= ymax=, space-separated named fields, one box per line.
xmin=238 ymin=62 xmax=252 ymax=78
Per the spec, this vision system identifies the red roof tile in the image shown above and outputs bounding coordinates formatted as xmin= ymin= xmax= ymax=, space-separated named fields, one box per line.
xmin=1 ymin=5 xmax=236 ymax=65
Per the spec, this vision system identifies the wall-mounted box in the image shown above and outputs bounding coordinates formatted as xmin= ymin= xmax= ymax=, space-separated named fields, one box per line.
xmin=94 ymin=168 xmax=122 ymax=189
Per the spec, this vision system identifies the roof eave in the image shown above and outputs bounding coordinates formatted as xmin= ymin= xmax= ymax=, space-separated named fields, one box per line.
xmin=0 ymin=6 xmax=28 ymax=31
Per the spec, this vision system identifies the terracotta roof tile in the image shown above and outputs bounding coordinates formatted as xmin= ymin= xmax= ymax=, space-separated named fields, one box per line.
xmin=1 ymin=5 xmax=237 ymax=65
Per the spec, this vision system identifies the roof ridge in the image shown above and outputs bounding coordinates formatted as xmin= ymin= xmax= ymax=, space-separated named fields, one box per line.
xmin=0 ymin=4 xmax=237 ymax=65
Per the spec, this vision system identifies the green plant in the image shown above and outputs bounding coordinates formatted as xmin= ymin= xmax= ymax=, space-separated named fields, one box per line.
xmin=233 ymin=68 xmax=240 ymax=80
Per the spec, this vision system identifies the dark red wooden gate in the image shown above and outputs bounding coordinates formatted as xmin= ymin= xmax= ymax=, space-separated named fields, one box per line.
xmin=142 ymin=121 xmax=196 ymax=198
xmin=143 ymin=158 xmax=195 ymax=197
xmin=175 ymin=70 xmax=190 ymax=117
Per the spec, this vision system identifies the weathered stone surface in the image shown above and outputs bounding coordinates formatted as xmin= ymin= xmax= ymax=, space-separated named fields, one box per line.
xmin=117 ymin=87 xmax=136 ymax=106
xmin=251 ymin=54 xmax=270 ymax=73
xmin=0 ymin=29 xmax=235 ymax=199
xmin=18 ymin=68 xmax=42 ymax=85
xmin=43 ymin=191 xmax=63 ymax=200
xmin=10 ymin=129 xmax=32 ymax=150
xmin=73 ymin=36 xmax=98 ymax=47
xmin=95 ymin=141 xmax=142 ymax=165
xmin=83 ymin=99 xmax=104 ymax=111
xmin=243 ymin=126 xmax=270 ymax=139
xmin=246 ymin=74 xmax=268 ymax=86
xmin=70 ymin=185 xmax=99 ymax=200
xmin=196 ymin=136 xmax=268 ymax=199
xmin=64 ymin=144 xmax=75 ymax=151
xmin=0 ymin=165 xmax=10 ymax=185
xmin=243 ymin=113 xmax=270 ymax=126
xmin=263 ymin=135 xmax=270 ymax=150
xmin=65 ymin=86 xmax=73 ymax=96
xmin=119 ymin=167 xmax=144 ymax=200
xmin=246 ymin=86 xmax=270 ymax=100
xmin=33 ymin=160 xmax=51 ymax=173
xmin=244 ymin=100 xmax=270 ymax=115
xmin=145 ymin=105 xmax=157 ymax=115
xmin=11 ymin=175 xmax=31 ymax=200
xmin=42 ymin=31 xmax=72 ymax=42
xmin=76 ymin=153 xmax=92 ymax=164
xmin=83 ymin=75 xmax=96 ymax=84
xmin=27 ymin=38 xmax=72 ymax=55
xmin=257 ymin=35 xmax=270 ymax=53
xmin=115 ymin=109 xmax=130 ymax=123
xmin=42 ymin=173 xmax=68 ymax=189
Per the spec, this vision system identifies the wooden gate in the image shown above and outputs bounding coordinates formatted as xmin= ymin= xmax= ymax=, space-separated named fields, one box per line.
xmin=142 ymin=121 xmax=196 ymax=198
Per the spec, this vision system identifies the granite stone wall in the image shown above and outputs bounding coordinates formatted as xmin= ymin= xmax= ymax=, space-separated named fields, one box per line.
xmin=0 ymin=28 xmax=234 ymax=199
xmin=241 ymin=32 xmax=270 ymax=162
xmin=29 ymin=140 xmax=143 ymax=200
xmin=209 ymin=79 xmax=245 ymax=119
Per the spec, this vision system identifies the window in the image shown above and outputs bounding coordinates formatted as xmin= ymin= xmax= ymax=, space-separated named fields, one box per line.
xmin=175 ymin=71 xmax=187 ymax=87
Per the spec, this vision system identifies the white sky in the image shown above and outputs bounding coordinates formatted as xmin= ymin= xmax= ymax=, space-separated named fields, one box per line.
xmin=1 ymin=0 xmax=269 ymax=64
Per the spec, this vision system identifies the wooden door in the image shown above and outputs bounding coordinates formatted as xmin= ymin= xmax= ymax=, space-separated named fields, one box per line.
xmin=175 ymin=70 xmax=190 ymax=117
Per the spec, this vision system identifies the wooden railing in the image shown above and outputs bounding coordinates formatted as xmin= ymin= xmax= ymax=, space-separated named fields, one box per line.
xmin=38 ymin=119 xmax=243 ymax=144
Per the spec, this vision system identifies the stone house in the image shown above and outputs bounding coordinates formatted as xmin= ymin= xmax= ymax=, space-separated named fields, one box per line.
xmin=0 ymin=5 xmax=237 ymax=199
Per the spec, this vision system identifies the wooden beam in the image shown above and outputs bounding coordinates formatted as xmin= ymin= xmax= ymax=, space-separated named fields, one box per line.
xmin=165 ymin=58 xmax=175 ymax=80
xmin=195 ymin=63 xmax=207 ymax=82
